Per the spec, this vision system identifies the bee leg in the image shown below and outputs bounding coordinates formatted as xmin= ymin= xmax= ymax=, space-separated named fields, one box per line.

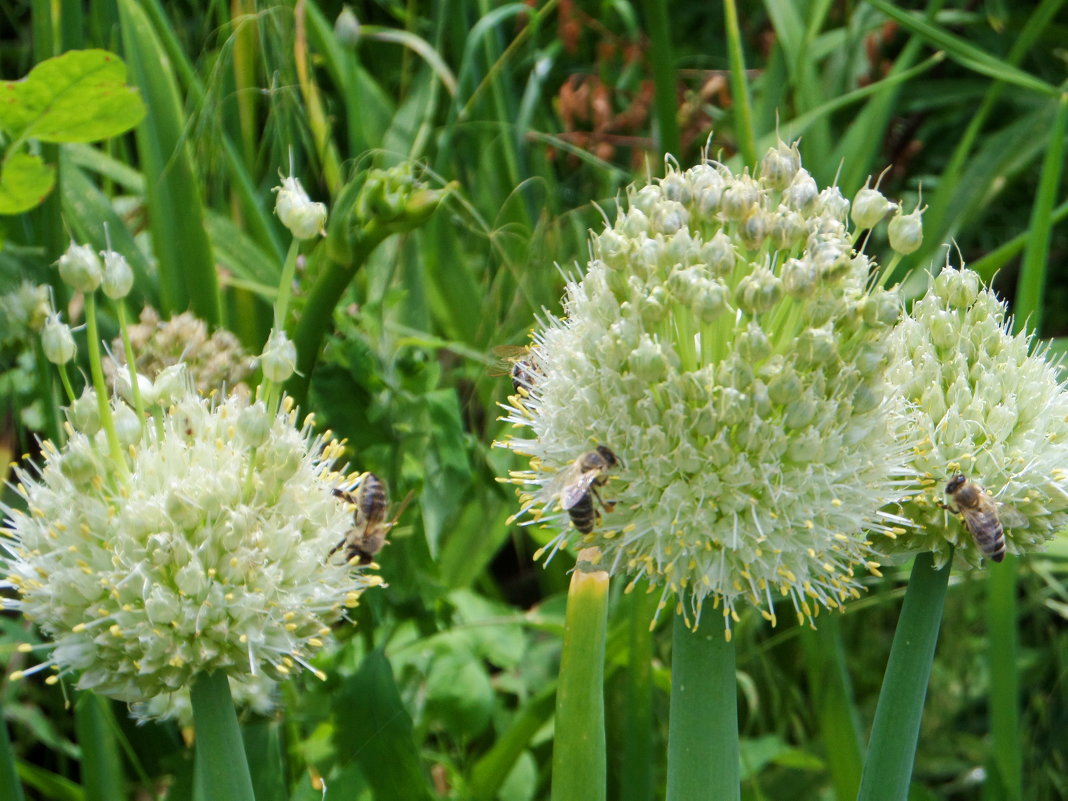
xmin=591 ymin=486 xmax=616 ymax=514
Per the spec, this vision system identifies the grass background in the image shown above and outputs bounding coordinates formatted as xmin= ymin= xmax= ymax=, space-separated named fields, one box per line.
xmin=1 ymin=1 xmax=1067 ymax=799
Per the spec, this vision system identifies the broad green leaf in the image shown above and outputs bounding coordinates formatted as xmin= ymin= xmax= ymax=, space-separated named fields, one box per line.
xmin=0 ymin=151 xmax=54 ymax=214
xmin=0 ymin=50 xmax=144 ymax=144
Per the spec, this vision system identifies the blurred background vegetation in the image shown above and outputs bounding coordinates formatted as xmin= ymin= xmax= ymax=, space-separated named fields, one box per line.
xmin=1 ymin=1 xmax=1066 ymax=799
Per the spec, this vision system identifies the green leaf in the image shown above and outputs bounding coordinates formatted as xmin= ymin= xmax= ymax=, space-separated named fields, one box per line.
xmin=0 ymin=50 xmax=145 ymax=144
xmin=0 ymin=151 xmax=54 ymax=214
xmin=334 ymin=649 xmax=435 ymax=801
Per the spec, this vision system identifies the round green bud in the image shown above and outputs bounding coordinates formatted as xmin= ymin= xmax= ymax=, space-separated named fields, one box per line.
xmin=851 ymin=179 xmax=897 ymax=230
xmin=42 ymin=314 xmax=76 ymax=364
xmin=260 ymin=329 xmax=298 ymax=383
xmin=57 ymin=241 xmax=102 ymax=293
xmin=102 ymin=250 xmax=134 ymax=300
xmin=888 ymin=204 xmax=924 ymax=255
xmin=274 ymin=176 xmax=327 ymax=240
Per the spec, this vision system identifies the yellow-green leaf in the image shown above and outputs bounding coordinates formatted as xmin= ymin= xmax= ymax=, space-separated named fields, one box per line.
xmin=0 ymin=49 xmax=145 ymax=144
xmin=0 ymin=151 xmax=55 ymax=214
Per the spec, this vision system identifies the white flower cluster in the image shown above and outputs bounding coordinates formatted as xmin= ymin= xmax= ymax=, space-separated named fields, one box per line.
xmin=887 ymin=267 xmax=1068 ymax=565
xmin=1 ymin=387 xmax=376 ymax=711
xmin=500 ymin=143 xmax=914 ymax=632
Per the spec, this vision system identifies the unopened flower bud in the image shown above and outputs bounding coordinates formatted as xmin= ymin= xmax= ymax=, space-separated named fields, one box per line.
xmin=57 ymin=241 xmax=102 ymax=293
xmin=782 ymin=258 xmax=818 ymax=297
xmin=260 ymin=329 xmax=298 ymax=383
xmin=101 ymin=250 xmax=134 ymax=299
xmin=783 ymin=169 xmax=818 ymax=211
xmin=722 ymin=177 xmax=760 ymax=220
xmin=236 ymin=402 xmax=272 ymax=448
xmin=933 ymin=267 xmax=979 ymax=310
xmin=68 ymin=388 xmax=101 ymax=434
xmin=851 ymin=178 xmax=897 ymax=229
xmin=274 ymin=176 xmax=327 ymax=240
xmin=760 ymin=141 xmax=801 ymax=190
xmin=334 ymin=5 xmax=361 ymax=45
xmin=149 ymin=363 xmax=191 ymax=407
xmin=42 ymin=314 xmax=76 ymax=364
xmin=736 ymin=267 xmax=783 ymax=314
xmin=888 ymin=203 xmax=924 ymax=255
xmin=113 ymin=402 xmax=142 ymax=447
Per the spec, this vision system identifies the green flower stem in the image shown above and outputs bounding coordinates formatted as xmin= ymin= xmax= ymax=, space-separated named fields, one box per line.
xmin=190 ymin=671 xmax=256 ymax=801
xmin=988 ymin=556 xmax=1022 ymax=800
xmin=666 ymin=607 xmax=739 ymax=801
xmin=723 ymin=0 xmax=756 ymax=167
xmin=857 ymin=551 xmax=952 ymax=801
xmin=622 ymin=589 xmax=659 ymax=801
xmin=273 ymin=240 xmax=301 ymax=331
xmin=285 ymin=221 xmax=388 ymax=406
xmin=55 ymin=362 xmax=75 ymax=405
xmin=551 ymin=548 xmax=609 ymax=801
xmin=643 ymin=0 xmax=681 ymax=159
xmin=0 ymin=702 xmax=25 ymax=801
xmin=84 ymin=292 xmax=128 ymax=479
xmin=73 ymin=692 xmax=125 ymax=801
xmin=115 ymin=302 xmax=145 ymax=424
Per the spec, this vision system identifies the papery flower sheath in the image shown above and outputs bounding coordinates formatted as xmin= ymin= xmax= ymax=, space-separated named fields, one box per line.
xmin=498 ymin=144 xmax=913 ymax=633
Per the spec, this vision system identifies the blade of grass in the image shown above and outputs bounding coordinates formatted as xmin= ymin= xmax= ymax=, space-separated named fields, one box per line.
xmin=802 ymin=618 xmax=863 ymax=801
xmin=0 ymin=703 xmax=25 ymax=801
xmin=724 ymin=0 xmax=756 ymax=166
xmin=189 ymin=672 xmax=256 ymax=801
xmin=988 ymin=556 xmax=1022 ymax=801
xmin=117 ymin=0 xmax=220 ymax=325
xmin=470 ymin=682 xmax=557 ymax=801
xmin=643 ymin=0 xmax=680 ymax=159
xmin=856 ymin=551 xmax=952 ymax=801
xmin=73 ymin=693 xmax=124 ymax=801
xmin=666 ymin=607 xmax=739 ymax=801
xmin=551 ymin=548 xmax=609 ymax=801
xmin=1013 ymin=92 xmax=1068 ymax=336
xmin=919 ymin=0 xmax=1066 ymax=259
xmin=864 ymin=0 xmax=1057 ymax=96
xmin=967 ymin=198 xmax=1068 ymax=281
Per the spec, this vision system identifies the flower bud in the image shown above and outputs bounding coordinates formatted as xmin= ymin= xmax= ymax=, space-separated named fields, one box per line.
xmin=149 ymin=363 xmax=191 ymax=407
xmin=236 ymin=402 xmax=272 ymax=448
xmin=760 ymin=141 xmax=800 ymax=191
xmin=101 ymin=250 xmax=134 ymax=299
xmin=768 ymin=209 xmax=805 ymax=251
xmin=783 ymin=169 xmax=818 ymax=211
xmin=691 ymin=279 xmax=729 ymax=322
xmin=933 ymin=267 xmax=979 ymax=310
xmin=851 ymin=178 xmax=897 ymax=229
xmin=628 ymin=336 xmax=669 ymax=382
xmin=42 ymin=314 xmax=76 ymax=364
xmin=815 ymin=187 xmax=850 ymax=221
xmin=334 ymin=6 xmax=361 ymax=45
xmin=260 ymin=329 xmax=298 ymax=383
xmin=721 ymin=176 xmax=760 ymax=220
xmin=736 ymin=267 xmax=783 ymax=314
xmin=888 ymin=203 xmax=924 ymax=255
xmin=739 ymin=210 xmax=768 ymax=251
xmin=782 ymin=257 xmax=818 ymax=297
xmin=113 ymin=402 xmax=142 ymax=447
xmin=57 ymin=241 xmax=102 ymax=293
xmin=699 ymin=232 xmax=736 ymax=277
xmin=274 ymin=176 xmax=327 ymax=240
xmin=59 ymin=442 xmax=99 ymax=486
xmin=68 ymin=387 xmax=101 ymax=434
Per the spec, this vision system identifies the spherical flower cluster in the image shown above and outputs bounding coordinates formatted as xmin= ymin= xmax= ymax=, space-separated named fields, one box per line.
xmin=1 ymin=386 xmax=379 ymax=712
xmin=106 ymin=307 xmax=252 ymax=396
xmin=499 ymin=143 xmax=912 ymax=633
xmin=885 ymin=267 xmax=1068 ymax=566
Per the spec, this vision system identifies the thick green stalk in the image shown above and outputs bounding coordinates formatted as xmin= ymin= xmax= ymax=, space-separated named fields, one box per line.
xmin=0 ymin=704 xmax=24 ymax=801
xmin=551 ymin=548 xmax=609 ymax=801
xmin=73 ymin=693 xmax=125 ymax=801
xmin=621 ymin=589 xmax=658 ymax=801
xmin=190 ymin=671 xmax=256 ymax=801
xmin=643 ymin=0 xmax=680 ymax=159
xmin=988 ymin=557 xmax=1022 ymax=800
xmin=857 ymin=552 xmax=952 ymax=801
xmin=284 ymin=222 xmax=388 ymax=406
xmin=666 ymin=607 xmax=739 ymax=801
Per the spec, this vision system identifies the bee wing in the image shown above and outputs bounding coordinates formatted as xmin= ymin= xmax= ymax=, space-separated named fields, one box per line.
xmin=488 ymin=345 xmax=530 ymax=375
xmin=995 ymin=502 xmax=1029 ymax=529
xmin=560 ymin=470 xmax=600 ymax=510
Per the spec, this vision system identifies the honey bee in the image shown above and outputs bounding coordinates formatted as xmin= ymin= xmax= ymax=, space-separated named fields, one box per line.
xmin=549 ymin=446 xmax=619 ymax=533
xmin=331 ymin=473 xmax=410 ymax=565
xmin=944 ymin=473 xmax=1027 ymax=563
xmin=490 ymin=345 xmax=539 ymax=395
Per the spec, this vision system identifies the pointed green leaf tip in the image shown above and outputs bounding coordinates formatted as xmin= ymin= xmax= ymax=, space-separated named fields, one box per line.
xmin=0 ymin=151 xmax=54 ymax=214
xmin=0 ymin=49 xmax=146 ymax=144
